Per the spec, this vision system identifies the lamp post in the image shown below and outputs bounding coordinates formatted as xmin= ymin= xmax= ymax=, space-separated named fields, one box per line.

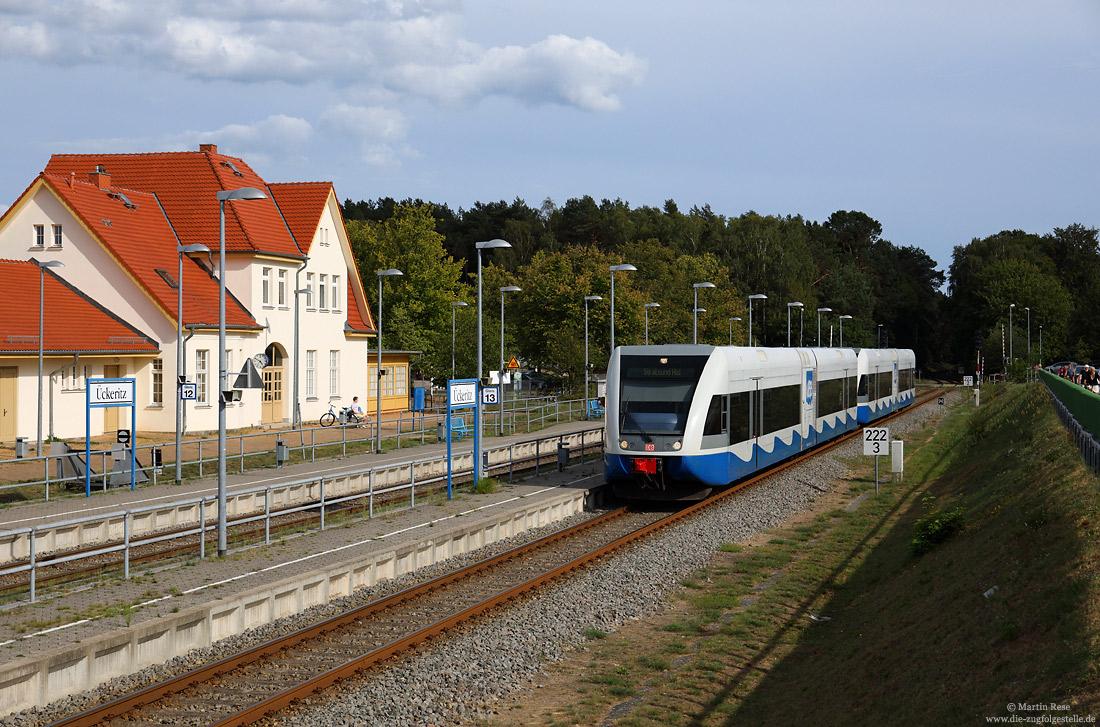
xmin=451 ymin=301 xmax=468 ymax=379
xmin=216 ymin=187 xmax=267 ymax=558
xmin=816 ymin=307 xmax=832 ymax=347
xmin=36 ymin=259 xmax=64 ymax=457
xmin=839 ymin=314 xmax=852 ymax=347
xmin=1039 ymin=325 xmax=1043 ymax=367
xmin=375 ymin=268 xmax=404 ymax=453
xmin=1009 ymin=302 xmax=1016 ymax=364
xmin=729 ymin=316 xmax=741 ymax=346
xmin=786 ymin=302 xmax=803 ymax=347
xmin=1026 ymin=306 xmax=1031 ymax=360
xmin=693 ymin=282 xmax=715 ymax=344
xmin=585 ymin=295 xmax=603 ymax=415
xmin=609 ymin=264 xmax=637 ymax=354
xmin=644 ymin=302 xmax=660 ymax=345
xmin=475 ymin=239 xmax=512 ymax=482
xmin=499 ymin=285 xmax=521 ymax=435
xmin=747 ymin=294 xmax=767 ymax=347
xmin=175 ymin=243 xmax=209 ymax=483
xmin=292 ymin=286 xmax=311 ymax=430
xmin=877 ymin=323 xmax=883 ymax=348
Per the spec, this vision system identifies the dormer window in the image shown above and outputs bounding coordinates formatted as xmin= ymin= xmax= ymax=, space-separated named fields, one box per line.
xmin=52 ymin=224 xmax=63 ymax=247
xmin=34 ymin=224 xmax=44 ymax=247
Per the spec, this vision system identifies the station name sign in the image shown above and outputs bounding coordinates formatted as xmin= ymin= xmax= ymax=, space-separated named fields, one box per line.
xmin=449 ymin=381 xmax=477 ymax=409
xmin=89 ymin=379 xmax=135 ymax=406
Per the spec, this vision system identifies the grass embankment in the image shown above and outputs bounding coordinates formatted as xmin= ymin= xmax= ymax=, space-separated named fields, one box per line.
xmin=517 ymin=384 xmax=1100 ymax=726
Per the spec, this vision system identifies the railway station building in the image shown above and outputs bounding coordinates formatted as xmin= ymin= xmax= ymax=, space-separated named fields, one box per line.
xmin=0 ymin=145 xmax=410 ymax=445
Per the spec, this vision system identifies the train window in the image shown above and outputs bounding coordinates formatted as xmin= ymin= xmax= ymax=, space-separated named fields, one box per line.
xmin=729 ymin=390 xmax=752 ymax=444
xmin=619 ymin=354 xmax=710 ymax=436
xmin=856 ymin=374 xmax=867 ymax=397
xmin=703 ymin=395 xmax=727 ymax=437
xmin=877 ymin=371 xmax=893 ymax=398
xmin=761 ymin=384 xmax=800 ymax=434
xmin=818 ymin=378 xmax=844 ymax=417
xmin=847 ymin=376 xmax=857 ymax=407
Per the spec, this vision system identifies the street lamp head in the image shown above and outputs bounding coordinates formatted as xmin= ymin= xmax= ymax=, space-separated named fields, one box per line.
xmin=177 ymin=243 xmax=210 ymax=254
xmin=694 ymin=307 xmax=707 ymax=313
xmin=748 ymin=293 xmax=767 ymax=301
xmin=645 ymin=302 xmax=661 ymax=308
xmin=586 ymin=295 xmax=604 ymax=302
xmin=475 ymin=239 xmax=512 ymax=250
xmin=817 ymin=307 xmax=832 ymax=313
xmin=452 ymin=301 xmax=469 ymax=308
xmin=787 ymin=301 xmax=803 ymax=309
xmin=377 ymin=268 xmax=403 ymax=278
xmin=839 ymin=314 xmax=853 ymax=320
xmin=294 ymin=288 xmax=312 ymax=298
xmin=694 ymin=281 xmax=716 ymax=289
xmin=610 ymin=263 xmax=637 ymax=273
xmin=35 ymin=260 xmax=65 ymax=270
xmin=729 ymin=316 xmax=741 ymax=322
xmin=501 ymin=286 xmax=521 ymax=293
xmin=1010 ymin=303 xmax=1016 ymax=308
xmin=216 ymin=187 xmax=267 ymax=202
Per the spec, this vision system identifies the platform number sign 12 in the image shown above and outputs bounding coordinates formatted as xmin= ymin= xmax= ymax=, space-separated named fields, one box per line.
xmin=863 ymin=427 xmax=889 ymax=456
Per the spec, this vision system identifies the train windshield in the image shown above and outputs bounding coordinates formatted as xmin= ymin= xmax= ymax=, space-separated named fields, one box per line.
xmin=618 ymin=355 xmax=709 ymax=436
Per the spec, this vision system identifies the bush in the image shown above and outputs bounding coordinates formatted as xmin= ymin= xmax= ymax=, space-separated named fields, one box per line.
xmin=911 ymin=507 xmax=966 ymax=555
xmin=474 ymin=477 xmax=500 ymax=494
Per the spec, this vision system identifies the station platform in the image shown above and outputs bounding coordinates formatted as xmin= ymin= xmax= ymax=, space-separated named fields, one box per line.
xmin=0 ymin=421 xmax=606 ymax=717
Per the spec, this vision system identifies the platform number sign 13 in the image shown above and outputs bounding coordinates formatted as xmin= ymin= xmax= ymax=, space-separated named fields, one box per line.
xmin=863 ymin=427 xmax=889 ymax=456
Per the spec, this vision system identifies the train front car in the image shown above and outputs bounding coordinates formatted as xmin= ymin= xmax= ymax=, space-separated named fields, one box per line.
xmin=605 ymin=346 xmax=718 ymax=500
xmin=855 ymin=348 xmax=917 ymax=423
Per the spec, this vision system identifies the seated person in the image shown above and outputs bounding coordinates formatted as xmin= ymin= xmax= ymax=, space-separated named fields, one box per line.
xmin=349 ymin=396 xmax=369 ymax=424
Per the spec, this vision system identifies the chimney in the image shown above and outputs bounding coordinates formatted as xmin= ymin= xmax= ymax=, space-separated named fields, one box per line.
xmin=199 ymin=143 xmax=218 ymax=154
xmin=87 ymin=165 xmax=110 ymax=189
xmin=68 ymin=171 xmax=75 ymax=189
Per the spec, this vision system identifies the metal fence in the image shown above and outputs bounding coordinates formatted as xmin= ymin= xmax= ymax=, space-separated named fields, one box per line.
xmin=0 ymin=425 xmax=605 ymax=605
xmin=1043 ymin=383 xmax=1100 ymax=477
xmin=0 ymin=395 xmax=603 ymax=501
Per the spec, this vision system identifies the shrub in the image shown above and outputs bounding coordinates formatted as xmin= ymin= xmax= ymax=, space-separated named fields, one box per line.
xmin=911 ymin=507 xmax=966 ymax=555
xmin=474 ymin=477 xmax=500 ymax=494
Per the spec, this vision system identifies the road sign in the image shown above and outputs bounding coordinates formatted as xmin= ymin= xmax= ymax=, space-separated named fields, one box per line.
xmin=117 ymin=429 xmax=131 ymax=445
xmin=482 ymin=386 xmax=499 ymax=405
xmin=863 ymin=427 xmax=889 ymax=456
xmin=963 ymin=376 xmax=974 ymax=387
xmin=506 ymin=356 xmax=520 ymax=369
xmin=180 ymin=382 xmax=198 ymax=401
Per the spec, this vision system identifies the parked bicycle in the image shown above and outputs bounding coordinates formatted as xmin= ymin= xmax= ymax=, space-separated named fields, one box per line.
xmin=319 ymin=403 xmax=354 ymax=427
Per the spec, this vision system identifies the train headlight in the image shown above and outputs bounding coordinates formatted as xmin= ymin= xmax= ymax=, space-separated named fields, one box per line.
xmin=672 ymin=441 xmax=682 ymax=450
xmin=620 ymin=440 xmax=629 ymax=450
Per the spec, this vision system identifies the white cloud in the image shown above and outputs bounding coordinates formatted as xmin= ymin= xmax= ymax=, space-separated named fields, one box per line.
xmin=319 ymin=103 xmax=414 ymax=167
xmin=0 ymin=1 xmax=647 ymax=110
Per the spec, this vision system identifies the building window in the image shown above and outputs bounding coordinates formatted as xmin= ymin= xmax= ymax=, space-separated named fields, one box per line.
xmin=306 ymin=350 xmax=316 ymax=398
xmin=152 ymin=359 xmax=163 ymax=406
xmin=394 ymin=364 xmax=407 ymax=396
xmin=328 ymin=350 xmax=339 ymax=397
xmin=34 ymin=225 xmax=44 ymax=247
xmin=196 ymin=350 xmax=208 ymax=405
xmin=318 ymin=274 xmax=328 ymax=310
xmin=52 ymin=224 xmax=63 ymax=247
xmin=262 ymin=267 xmax=272 ymax=306
xmin=305 ymin=273 xmax=315 ymax=309
xmin=331 ymin=275 xmax=340 ymax=312
xmin=62 ymin=364 xmax=87 ymax=391
xmin=277 ymin=269 xmax=287 ymax=307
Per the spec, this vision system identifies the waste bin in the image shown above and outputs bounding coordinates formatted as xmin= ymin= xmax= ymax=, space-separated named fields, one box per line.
xmin=14 ymin=437 xmax=27 ymax=458
xmin=557 ymin=442 xmax=570 ymax=471
xmin=276 ymin=440 xmax=289 ymax=466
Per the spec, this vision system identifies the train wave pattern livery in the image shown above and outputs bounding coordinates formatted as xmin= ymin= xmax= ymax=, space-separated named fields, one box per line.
xmin=605 ymin=345 xmax=916 ymax=500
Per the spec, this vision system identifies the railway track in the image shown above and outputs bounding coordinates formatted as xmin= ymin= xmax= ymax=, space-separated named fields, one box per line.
xmin=0 ymin=438 xmax=605 ymax=606
xmin=41 ymin=389 xmax=945 ymax=727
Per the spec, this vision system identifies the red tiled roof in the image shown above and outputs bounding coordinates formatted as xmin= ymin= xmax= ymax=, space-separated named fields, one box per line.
xmin=44 ymin=147 xmax=303 ymax=259
xmin=0 ymin=259 xmax=160 ymax=355
xmin=39 ymin=174 xmax=258 ymax=329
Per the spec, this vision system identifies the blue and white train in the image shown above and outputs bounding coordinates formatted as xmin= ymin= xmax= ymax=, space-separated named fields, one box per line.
xmin=605 ymin=345 xmax=916 ymax=500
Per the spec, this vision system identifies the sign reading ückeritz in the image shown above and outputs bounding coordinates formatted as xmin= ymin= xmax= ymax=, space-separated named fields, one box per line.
xmin=89 ymin=380 xmax=135 ymax=406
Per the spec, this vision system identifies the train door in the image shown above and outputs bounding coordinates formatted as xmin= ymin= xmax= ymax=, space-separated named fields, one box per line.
xmin=749 ymin=377 xmax=763 ymax=470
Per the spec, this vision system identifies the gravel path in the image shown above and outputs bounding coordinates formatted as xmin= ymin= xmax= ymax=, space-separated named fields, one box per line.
xmin=2 ymin=396 xmax=945 ymax=727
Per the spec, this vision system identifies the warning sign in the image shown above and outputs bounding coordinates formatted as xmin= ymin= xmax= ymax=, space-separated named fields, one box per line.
xmin=506 ymin=356 xmax=520 ymax=369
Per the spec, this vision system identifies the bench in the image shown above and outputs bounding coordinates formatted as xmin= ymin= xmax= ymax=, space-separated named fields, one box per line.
xmin=587 ymin=399 xmax=605 ymax=418
xmin=449 ymin=415 xmax=470 ymax=440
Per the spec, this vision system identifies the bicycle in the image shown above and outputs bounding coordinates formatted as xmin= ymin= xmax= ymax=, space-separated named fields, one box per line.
xmin=319 ymin=403 xmax=353 ymax=427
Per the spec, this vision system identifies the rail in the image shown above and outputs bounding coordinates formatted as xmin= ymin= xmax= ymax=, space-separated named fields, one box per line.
xmin=0 ymin=425 xmax=605 ymax=605
xmin=0 ymin=395 xmax=603 ymax=501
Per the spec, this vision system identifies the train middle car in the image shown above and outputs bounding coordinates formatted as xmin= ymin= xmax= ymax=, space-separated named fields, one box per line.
xmin=604 ymin=344 xmax=915 ymax=501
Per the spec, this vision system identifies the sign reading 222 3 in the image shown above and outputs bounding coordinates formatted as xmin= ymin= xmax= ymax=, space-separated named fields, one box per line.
xmin=863 ymin=427 xmax=889 ymax=456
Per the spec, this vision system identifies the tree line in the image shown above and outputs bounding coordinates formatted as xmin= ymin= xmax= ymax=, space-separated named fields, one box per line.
xmin=342 ymin=195 xmax=1098 ymax=383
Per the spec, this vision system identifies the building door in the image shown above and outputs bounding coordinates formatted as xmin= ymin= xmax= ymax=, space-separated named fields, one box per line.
xmin=262 ymin=345 xmax=284 ymax=425
xmin=103 ymin=365 xmax=122 ymax=433
xmin=0 ymin=367 xmax=16 ymax=444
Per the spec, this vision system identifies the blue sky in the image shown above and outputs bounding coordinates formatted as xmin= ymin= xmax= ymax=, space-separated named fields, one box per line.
xmin=2 ymin=0 xmax=1097 ymax=273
